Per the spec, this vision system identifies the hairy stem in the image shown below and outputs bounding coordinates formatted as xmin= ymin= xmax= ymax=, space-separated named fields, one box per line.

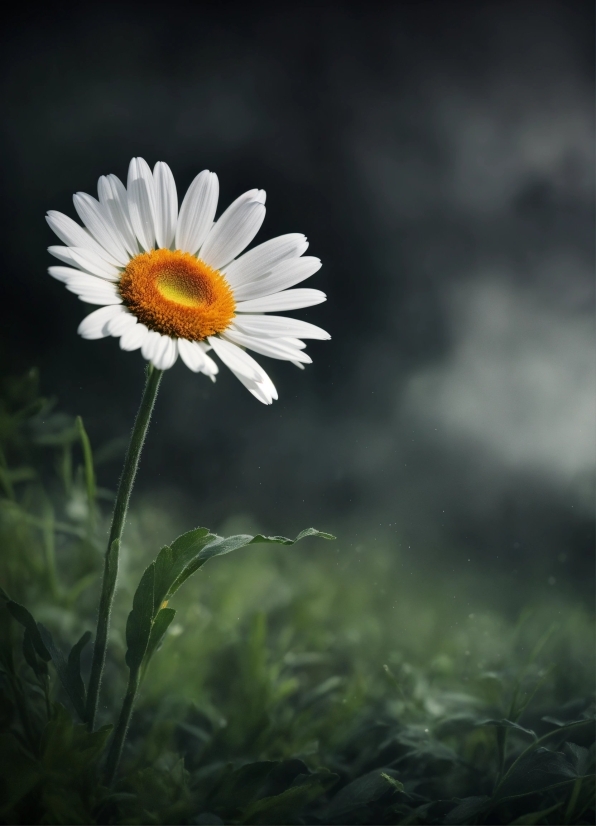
xmin=103 ymin=667 xmax=140 ymax=785
xmin=85 ymin=365 xmax=163 ymax=730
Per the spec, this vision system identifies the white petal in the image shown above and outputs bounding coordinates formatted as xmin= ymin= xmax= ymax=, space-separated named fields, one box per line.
xmin=46 ymin=211 xmax=121 ymax=266
xmin=66 ymin=275 xmax=122 ymax=306
xmin=247 ymin=365 xmax=278 ymax=403
xmin=48 ymin=244 xmax=120 ymax=280
xmin=222 ymin=330 xmax=312 ymax=363
xmin=77 ymin=292 xmax=123 ymax=306
xmin=178 ymin=338 xmax=207 ymax=372
xmin=65 ymin=273 xmax=119 ymax=296
xmin=141 ymin=330 xmax=162 ymax=361
xmin=233 ymin=372 xmax=275 ymax=404
xmin=153 ymin=162 xmax=178 ymax=249
xmin=175 ymin=170 xmax=219 ymax=254
xmin=236 ymin=289 xmax=326 ymax=314
xmin=48 ymin=265 xmax=79 ymax=283
xmin=223 ymin=234 xmax=309 ymax=288
xmin=209 ymin=336 xmax=277 ymax=403
xmin=231 ymin=256 xmax=321 ymax=300
xmin=73 ymin=192 xmax=130 ymax=265
xmin=65 ymin=247 xmax=121 ymax=281
xmin=152 ymin=336 xmax=178 ymax=370
xmin=207 ymin=336 xmax=262 ymax=381
xmin=77 ymin=305 xmax=125 ymax=339
xmin=127 ymin=157 xmax=157 ymax=251
xmin=48 ymin=246 xmax=79 ymax=266
xmin=198 ymin=344 xmax=220 ymax=378
xmin=120 ymin=323 xmax=149 ymax=351
xmin=105 ymin=312 xmax=137 ymax=337
xmin=200 ymin=192 xmax=266 ymax=270
xmin=231 ymin=315 xmax=331 ymax=340
xmin=280 ymin=337 xmax=307 ymax=350
xmin=98 ymin=175 xmax=139 ymax=257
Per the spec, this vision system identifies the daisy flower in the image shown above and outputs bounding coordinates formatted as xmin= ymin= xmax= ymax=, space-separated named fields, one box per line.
xmin=46 ymin=157 xmax=330 ymax=404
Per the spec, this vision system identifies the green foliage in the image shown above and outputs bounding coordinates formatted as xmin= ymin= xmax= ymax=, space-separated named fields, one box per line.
xmin=126 ymin=527 xmax=333 ymax=678
xmin=0 ymin=371 xmax=594 ymax=824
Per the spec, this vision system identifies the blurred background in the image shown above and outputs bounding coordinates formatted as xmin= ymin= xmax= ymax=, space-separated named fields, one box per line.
xmin=0 ymin=0 xmax=594 ymax=610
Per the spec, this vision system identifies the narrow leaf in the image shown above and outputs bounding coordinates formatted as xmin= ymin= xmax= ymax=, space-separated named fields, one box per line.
xmin=68 ymin=630 xmax=92 ymax=712
xmin=7 ymin=601 xmax=50 ymax=661
xmin=480 ymin=719 xmax=537 ymax=739
xmin=22 ymin=629 xmax=47 ymax=677
xmin=37 ymin=624 xmax=86 ymax=721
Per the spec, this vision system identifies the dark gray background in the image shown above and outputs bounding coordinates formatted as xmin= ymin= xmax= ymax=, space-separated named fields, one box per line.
xmin=1 ymin=2 xmax=594 ymax=600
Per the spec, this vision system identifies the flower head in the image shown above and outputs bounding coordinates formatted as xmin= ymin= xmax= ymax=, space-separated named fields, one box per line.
xmin=47 ymin=158 xmax=330 ymax=404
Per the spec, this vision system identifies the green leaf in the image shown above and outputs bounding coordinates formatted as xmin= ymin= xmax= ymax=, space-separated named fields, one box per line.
xmin=125 ymin=527 xmax=333 ymax=678
xmin=170 ymin=526 xmax=215 ymax=556
xmin=153 ymin=544 xmax=176 ymax=608
xmin=0 ymin=732 xmax=41 ymax=817
xmin=497 ymin=747 xmax=580 ymax=800
xmin=445 ymin=796 xmax=491 ymax=825
xmin=323 ymin=769 xmax=401 ymax=821
xmin=562 ymin=742 xmax=590 ymax=777
xmin=68 ymin=630 xmax=92 ymax=707
xmin=542 ymin=714 xmax=594 ymax=728
xmin=141 ymin=608 xmax=176 ymax=677
xmin=125 ymin=563 xmax=156 ymax=672
xmin=241 ymin=768 xmax=337 ymax=824
xmin=167 ymin=528 xmax=334 ymax=600
xmin=480 ymin=719 xmax=537 ymax=740
xmin=154 ymin=528 xmax=216 ymax=607
xmin=37 ymin=624 xmax=87 ymax=722
xmin=510 ymin=802 xmax=564 ymax=824
xmin=22 ymin=628 xmax=48 ymax=677
xmin=208 ymin=761 xmax=278 ymax=810
xmin=6 ymin=601 xmax=50 ymax=661
xmin=40 ymin=704 xmax=112 ymax=773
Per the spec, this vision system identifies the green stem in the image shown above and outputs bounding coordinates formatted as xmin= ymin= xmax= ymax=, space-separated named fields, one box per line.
xmin=85 ymin=365 xmax=163 ymax=730
xmin=103 ymin=667 xmax=140 ymax=786
xmin=492 ymin=720 xmax=592 ymax=800
xmin=564 ymin=777 xmax=582 ymax=824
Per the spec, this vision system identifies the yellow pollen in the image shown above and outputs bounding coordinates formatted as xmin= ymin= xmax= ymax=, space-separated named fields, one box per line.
xmin=119 ymin=249 xmax=236 ymax=341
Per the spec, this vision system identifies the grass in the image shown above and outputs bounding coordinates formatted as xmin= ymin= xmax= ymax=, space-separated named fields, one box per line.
xmin=0 ymin=368 xmax=594 ymax=824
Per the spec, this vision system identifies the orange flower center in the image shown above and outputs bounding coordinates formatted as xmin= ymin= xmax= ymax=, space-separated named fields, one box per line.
xmin=119 ymin=249 xmax=236 ymax=341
